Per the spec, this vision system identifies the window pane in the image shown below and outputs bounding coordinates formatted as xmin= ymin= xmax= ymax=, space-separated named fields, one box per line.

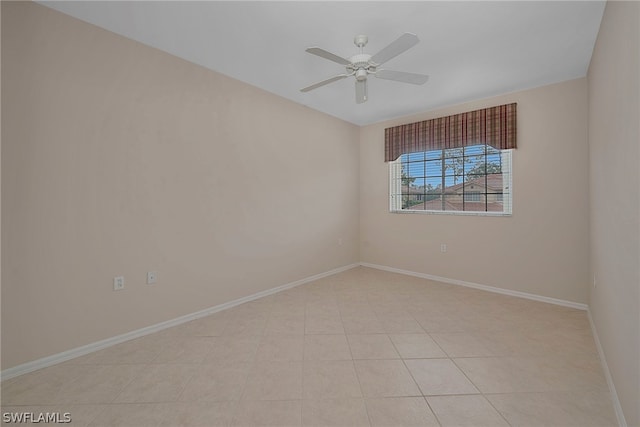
xmin=412 ymin=177 xmax=425 ymax=187
xmin=424 ymin=197 xmax=444 ymax=211
xmin=444 ymin=147 xmax=464 ymax=159
xmin=452 ymin=175 xmax=465 ymax=186
xmin=406 ymin=152 xmax=424 ymax=162
xmin=442 ymin=195 xmax=460 ymax=211
xmin=425 ymin=159 xmax=442 ymax=177
xmin=426 ymin=150 xmax=442 ymax=160
xmin=486 ymin=145 xmax=500 ymax=155
xmin=406 ymin=162 xmax=424 ymax=177
xmin=443 ymin=175 xmax=458 ymax=187
xmin=462 ymin=195 xmax=488 ymax=211
xmin=464 ymin=145 xmax=485 ymax=156
xmin=486 ymin=153 xmax=501 ymax=165
xmin=444 ymin=158 xmax=464 ymax=179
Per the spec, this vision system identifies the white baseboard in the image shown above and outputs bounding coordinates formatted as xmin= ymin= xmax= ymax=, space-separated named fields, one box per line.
xmin=359 ymin=262 xmax=589 ymax=310
xmin=1 ymin=263 xmax=359 ymax=382
xmin=587 ymin=309 xmax=628 ymax=427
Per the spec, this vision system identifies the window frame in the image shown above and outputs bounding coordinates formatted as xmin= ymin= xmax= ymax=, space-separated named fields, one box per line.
xmin=389 ymin=146 xmax=513 ymax=217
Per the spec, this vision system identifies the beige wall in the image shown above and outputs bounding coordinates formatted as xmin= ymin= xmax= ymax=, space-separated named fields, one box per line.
xmin=360 ymin=78 xmax=590 ymax=304
xmin=588 ymin=1 xmax=640 ymax=426
xmin=1 ymin=2 xmax=359 ymax=369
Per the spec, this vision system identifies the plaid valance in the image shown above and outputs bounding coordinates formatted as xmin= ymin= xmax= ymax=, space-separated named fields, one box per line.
xmin=384 ymin=103 xmax=517 ymax=162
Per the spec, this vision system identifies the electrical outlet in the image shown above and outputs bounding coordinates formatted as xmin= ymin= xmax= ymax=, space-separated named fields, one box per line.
xmin=147 ymin=271 xmax=157 ymax=284
xmin=113 ymin=276 xmax=125 ymax=291
xmin=593 ymin=275 xmax=597 ymax=289
xmin=440 ymin=243 xmax=447 ymax=253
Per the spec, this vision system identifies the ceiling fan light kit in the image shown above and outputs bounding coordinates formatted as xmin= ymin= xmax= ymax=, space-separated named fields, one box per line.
xmin=301 ymin=33 xmax=429 ymax=104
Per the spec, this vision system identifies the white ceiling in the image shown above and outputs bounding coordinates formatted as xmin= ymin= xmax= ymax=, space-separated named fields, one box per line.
xmin=39 ymin=1 xmax=605 ymax=126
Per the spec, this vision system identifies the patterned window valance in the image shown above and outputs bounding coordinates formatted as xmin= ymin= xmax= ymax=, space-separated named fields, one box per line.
xmin=384 ymin=103 xmax=517 ymax=162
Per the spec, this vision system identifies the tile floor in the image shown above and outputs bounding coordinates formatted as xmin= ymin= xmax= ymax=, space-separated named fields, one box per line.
xmin=1 ymin=267 xmax=618 ymax=426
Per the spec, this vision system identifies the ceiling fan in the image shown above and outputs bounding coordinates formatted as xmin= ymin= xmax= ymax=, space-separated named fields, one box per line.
xmin=300 ymin=33 xmax=429 ymax=104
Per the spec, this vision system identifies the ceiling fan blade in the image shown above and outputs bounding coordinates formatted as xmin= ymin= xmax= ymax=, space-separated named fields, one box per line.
xmin=305 ymin=47 xmax=351 ymax=66
xmin=375 ymin=69 xmax=429 ymax=85
xmin=355 ymin=79 xmax=368 ymax=104
xmin=300 ymin=74 xmax=349 ymax=92
xmin=370 ymin=33 xmax=419 ymax=65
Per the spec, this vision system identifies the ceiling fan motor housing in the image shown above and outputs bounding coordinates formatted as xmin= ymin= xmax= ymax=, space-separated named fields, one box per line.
xmin=348 ymin=54 xmax=376 ymax=80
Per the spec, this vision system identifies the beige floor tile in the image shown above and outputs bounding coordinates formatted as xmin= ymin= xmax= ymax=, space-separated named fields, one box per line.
xmin=114 ymin=364 xmax=196 ymax=403
xmin=477 ymin=331 xmax=540 ymax=356
xmin=337 ymin=302 xmax=376 ymax=317
xmin=2 ymin=365 xmax=94 ymax=405
xmin=61 ymin=404 xmax=106 ymax=426
xmin=255 ymin=335 xmax=305 ymax=361
xmin=455 ymin=356 xmax=549 ymax=393
xmin=354 ymin=360 xmax=421 ymax=398
xmin=72 ymin=338 xmax=162 ymax=365
xmin=180 ymin=362 xmax=250 ymax=402
xmin=302 ymin=398 xmax=370 ymax=427
xmin=388 ymin=334 xmax=447 ymax=359
xmin=242 ymin=361 xmax=303 ymax=400
xmin=430 ymin=332 xmax=495 ymax=357
xmin=158 ymin=402 xmax=237 ymax=427
xmin=263 ymin=314 xmax=306 ymax=335
xmin=341 ymin=315 xmax=386 ymax=334
xmin=56 ymin=364 xmax=147 ymax=405
xmin=377 ymin=316 xmax=425 ymax=334
xmin=231 ymin=400 xmax=301 ymax=427
xmin=427 ymin=395 xmax=509 ymax=427
xmin=305 ymin=314 xmax=345 ymax=335
xmin=305 ymin=302 xmax=341 ymax=318
xmin=550 ymin=356 xmax=609 ymax=390
xmin=481 ymin=329 xmax=599 ymax=358
xmin=223 ymin=314 xmax=267 ymax=336
xmin=203 ymin=336 xmax=260 ymax=363
xmin=348 ymin=334 xmax=400 ymax=360
xmin=404 ymin=359 xmax=479 ymax=396
xmin=269 ymin=302 xmax=306 ymax=317
xmin=414 ymin=315 xmax=474 ymax=333
xmin=369 ymin=304 xmax=406 ymax=318
xmin=152 ymin=337 xmax=214 ymax=364
xmin=365 ymin=397 xmax=439 ymax=427
xmin=454 ymin=356 xmax=608 ymax=393
xmin=87 ymin=403 xmax=166 ymax=426
xmin=486 ymin=390 xmax=619 ymax=426
xmin=303 ymin=360 xmax=362 ymax=399
xmin=303 ymin=335 xmax=352 ymax=361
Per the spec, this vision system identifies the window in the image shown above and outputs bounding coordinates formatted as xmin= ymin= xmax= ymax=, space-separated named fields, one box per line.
xmin=464 ymin=192 xmax=481 ymax=202
xmin=390 ymin=144 xmax=512 ymax=215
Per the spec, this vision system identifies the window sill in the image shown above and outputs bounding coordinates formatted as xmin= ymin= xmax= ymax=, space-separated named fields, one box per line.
xmin=390 ymin=209 xmax=511 ymax=217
